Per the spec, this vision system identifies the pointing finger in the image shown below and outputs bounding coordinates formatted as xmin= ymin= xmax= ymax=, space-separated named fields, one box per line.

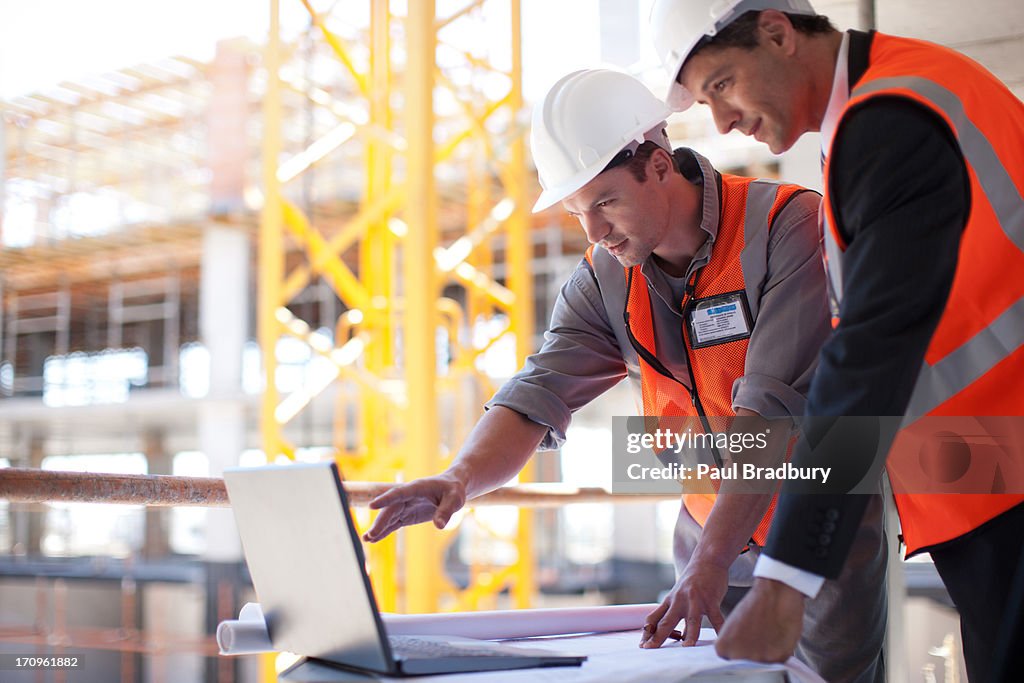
xmin=367 ymin=484 xmax=418 ymax=509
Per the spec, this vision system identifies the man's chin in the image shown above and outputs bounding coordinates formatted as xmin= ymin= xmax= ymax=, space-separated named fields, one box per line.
xmin=765 ymin=135 xmax=790 ymax=155
xmin=612 ymin=252 xmax=641 ymax=268
xmin=768 ymin=130 xmax=807 ymax=155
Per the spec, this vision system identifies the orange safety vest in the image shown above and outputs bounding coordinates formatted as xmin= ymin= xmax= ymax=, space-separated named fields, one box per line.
xmin=587 ymin=172 xmax=809 ymax=546
xmin=821 ymin=33 xmax=1024 ymax=556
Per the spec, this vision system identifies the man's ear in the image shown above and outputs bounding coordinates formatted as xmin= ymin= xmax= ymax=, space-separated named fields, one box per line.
xmin=758 ymin=9 xmax=798 ymax=55
xmin=650 ymin=148 xmax=673 ymax=182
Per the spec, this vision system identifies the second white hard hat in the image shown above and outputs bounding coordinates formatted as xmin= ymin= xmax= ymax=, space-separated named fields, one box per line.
xmin=650 ymin=0 xmax=816 ymax=111
xmin=530 ymin=69 xmax=672 ymax=213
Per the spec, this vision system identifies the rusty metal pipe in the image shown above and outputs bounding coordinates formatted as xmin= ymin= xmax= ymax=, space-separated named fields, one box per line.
xmin=0 ymin=468 xmax=674 ymax=508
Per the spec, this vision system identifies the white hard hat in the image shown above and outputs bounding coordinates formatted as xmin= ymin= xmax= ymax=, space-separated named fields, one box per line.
xmin=530 ymin=69 xmax=672 ymax=213
xmin=650 ymin=0 xmax=816 ymax=111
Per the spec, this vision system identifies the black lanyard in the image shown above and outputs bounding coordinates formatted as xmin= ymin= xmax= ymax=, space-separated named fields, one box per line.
xmin=621 ymin=266 xmax=724 ymax=469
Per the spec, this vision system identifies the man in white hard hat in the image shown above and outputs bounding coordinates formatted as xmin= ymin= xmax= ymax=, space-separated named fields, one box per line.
xmin=649 ymin=1 xmax=1024 ymax=680
xmin=363 ymin=68 xmax=885 ymax=682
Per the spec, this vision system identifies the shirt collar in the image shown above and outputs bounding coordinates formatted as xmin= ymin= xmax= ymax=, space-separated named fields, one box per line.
xmin=820 ymin=31 xmax=852 ymax=162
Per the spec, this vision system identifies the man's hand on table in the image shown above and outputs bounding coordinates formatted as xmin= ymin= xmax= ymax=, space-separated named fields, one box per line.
xmin=714 ymin=577 xmax=805 ymax=662
xmin=639 ymin=560 xmax=727 ymax=648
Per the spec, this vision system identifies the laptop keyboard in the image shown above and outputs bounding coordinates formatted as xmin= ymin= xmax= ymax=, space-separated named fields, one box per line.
xmin=389 ymin=635 xmax=516 ymax=659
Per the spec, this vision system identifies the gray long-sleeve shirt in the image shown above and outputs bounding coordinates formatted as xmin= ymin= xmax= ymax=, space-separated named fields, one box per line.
xmin=489 ymin=148 xmax=830 ymax=450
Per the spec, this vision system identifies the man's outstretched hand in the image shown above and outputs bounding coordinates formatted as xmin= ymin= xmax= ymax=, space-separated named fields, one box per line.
xmin=714 ymin=578 xmax=806 ymax=663
xmin=361 ymin=473 xmax=467 ymax=543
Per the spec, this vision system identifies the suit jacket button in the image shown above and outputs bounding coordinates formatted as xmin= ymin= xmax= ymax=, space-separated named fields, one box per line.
xmin=825 ymin=509 xmax=840 ymax=521
xmin=819 ymin=534 xmax=832 ymax=545
xmin=822 ymin=522 xmax=836 ymax=533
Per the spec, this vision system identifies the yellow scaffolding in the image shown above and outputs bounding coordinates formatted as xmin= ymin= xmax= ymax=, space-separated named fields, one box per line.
xmin=259 ymin=0 xmax=534 ymax=630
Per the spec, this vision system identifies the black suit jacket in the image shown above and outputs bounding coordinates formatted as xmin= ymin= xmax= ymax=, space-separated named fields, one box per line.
xmin=763 ymin=30 xmax=971 ymax=575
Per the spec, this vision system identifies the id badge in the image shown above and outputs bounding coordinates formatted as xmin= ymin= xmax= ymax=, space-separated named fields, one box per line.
xmin=685 ymin=290 xmax=753 ymax=349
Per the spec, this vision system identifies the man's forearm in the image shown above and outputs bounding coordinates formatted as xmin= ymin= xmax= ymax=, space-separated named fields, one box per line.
xmin=446 ymin=405 xmax=549 ymax=499
xmin=691 ymin=410 xmax=791 ymax=567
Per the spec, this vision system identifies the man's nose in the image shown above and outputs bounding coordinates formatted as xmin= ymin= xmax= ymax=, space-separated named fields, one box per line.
xmin=711 ymin=102 xmax=740 ymax=135
xmin=580 ymin=213 xmax=611 ymax=245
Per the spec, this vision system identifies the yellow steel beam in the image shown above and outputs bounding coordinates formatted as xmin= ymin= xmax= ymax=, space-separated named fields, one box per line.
xmin=434 ymin=69 xmax=497 ymax=160
xmin=358 ymin=0 xmax=400 ymax=613
xmin=433 ymin=198 xmax=515 ymax=273
xmin=449 ymin=261 xmax=515 ymax=309
xmin=276 ymin=121 xmax=357 ymax=184
xmin=438 ymin=41 xmax=514 ymax=77
xmin=435 ymin=93 xmax=512 ymax=163
xmin=260 ymin=0 xmax=287 ymax=465
xmin=506 ymin=0 xmax=535 ymax=610
xmin=298 ymin=0 xmax=370 ymax=96
xmin=435 ymin=0 xmax=486 ymax=30
xmin=402 ymin=0 xmax=443 ymax=614
xmin=258 ymin=3 xmax=287 ymax=677
xmin=280 ymin=199 xmax=373 ymax=311
xmin=281 ymin=187 xmax=403 ymax=302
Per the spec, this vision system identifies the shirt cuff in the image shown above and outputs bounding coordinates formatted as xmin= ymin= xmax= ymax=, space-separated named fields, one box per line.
xmin=732 ymin=372 xmax=806 ymax=421
xmin=753 ymin=554 xmax=825 ymax=598
xmin=486 ymin=381 xmax=571 ymax=451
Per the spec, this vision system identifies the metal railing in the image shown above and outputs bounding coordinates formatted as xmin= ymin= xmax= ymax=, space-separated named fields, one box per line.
xmin=0 ymin=468 xmax=672 ymax=508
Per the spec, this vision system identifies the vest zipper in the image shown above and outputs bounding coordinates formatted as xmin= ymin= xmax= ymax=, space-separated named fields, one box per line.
xmin=622 ymin=267 xmax=724 ymax=468
xmin=679 ymin=272 xmax=725 ymax=469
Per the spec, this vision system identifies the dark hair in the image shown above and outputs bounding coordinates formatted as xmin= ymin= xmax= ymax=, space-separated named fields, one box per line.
xmin=682 ymin=10 xmax=836 ymax=77
xmin=602 ymin=140 xmax=677 ymax=183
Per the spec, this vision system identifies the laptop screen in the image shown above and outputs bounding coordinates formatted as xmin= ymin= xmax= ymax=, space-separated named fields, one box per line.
xmin=224 ymin=462 xmax=395 ymax=673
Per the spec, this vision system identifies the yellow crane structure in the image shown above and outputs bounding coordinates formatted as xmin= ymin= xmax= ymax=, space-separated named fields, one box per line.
xmin=259 ymin=0 xmax=536 ymax=617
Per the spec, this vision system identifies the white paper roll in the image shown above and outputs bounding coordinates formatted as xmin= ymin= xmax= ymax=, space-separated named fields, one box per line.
xmin=217 ymin=603 xmax=274 ymax=654
xmin=216 ymin=603 xmax=658 ymax=655
xmin=383 ymin=603 xmax=659 ymax=640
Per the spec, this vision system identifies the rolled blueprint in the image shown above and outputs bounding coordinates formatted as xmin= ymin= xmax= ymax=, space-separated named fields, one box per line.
xmin=383 ymin=603 xmax=659 ymax=640
xmin=217 ymin=602 xmax=659 ymax=655
xmin=217 ymin=602 xmax=274 ymax=654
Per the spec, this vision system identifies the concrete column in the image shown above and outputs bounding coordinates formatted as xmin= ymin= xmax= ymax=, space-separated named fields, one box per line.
xmin=201 ymin=227 xmax=249 ymax=397
xmin=207 ymin=39 xmax=252 ymax=217
xmin=198 ymin=226 xmax=250 ymax=562
xmin=142 ymin=430 xmax=172 ymax=559
xmin=0 ymin=106 xmax=5 ymax=243
xmin=26 ymin=434 xmax=46 ymax=555
xmin=198 ymin=403 xmax=245 ymax=562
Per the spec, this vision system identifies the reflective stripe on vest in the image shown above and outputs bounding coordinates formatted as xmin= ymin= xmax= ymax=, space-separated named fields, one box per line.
xmin=587 ymin=175 xmax=809 ymax=547
xmin=821 ymin=33 xmax=1024 ymax=555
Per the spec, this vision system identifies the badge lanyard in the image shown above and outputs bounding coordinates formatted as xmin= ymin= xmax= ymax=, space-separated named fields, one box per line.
xmin=621 ymin=266 xmax=725 ymax=469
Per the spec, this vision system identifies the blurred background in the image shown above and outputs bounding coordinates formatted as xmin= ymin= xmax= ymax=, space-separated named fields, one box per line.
xmin=1 ymin=0 xmax=1021 ymax=681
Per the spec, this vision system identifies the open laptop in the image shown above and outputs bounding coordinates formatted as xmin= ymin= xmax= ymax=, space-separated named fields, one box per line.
xmin=224 ymin=461 xmax=586 ymax=676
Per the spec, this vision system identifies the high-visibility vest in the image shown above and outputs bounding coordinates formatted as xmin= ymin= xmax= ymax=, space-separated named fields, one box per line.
xmin=587 ymin=172 xmax=810 ymax=546
xmin=821 ymin=32 xmax=1024 ymax=556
